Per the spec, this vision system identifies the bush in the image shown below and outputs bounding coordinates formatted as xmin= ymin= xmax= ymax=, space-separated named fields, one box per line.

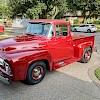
xmin=66 ymin=17 xmax=69 ymax=21
xmin=93 ymin=20 xmax=100 ymax=24
xmin=73 ymin=24 xmax=80 ymax=27
xmin=95 ymin=68 xmax=100 ymax=80
xmin=74 ymin=18 xmax=79 ymax=24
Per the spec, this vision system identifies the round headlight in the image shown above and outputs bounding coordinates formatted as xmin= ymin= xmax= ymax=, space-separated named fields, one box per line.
xmin=0 ymin=58 xmax=4 ymax=66
xmin=4 ymin=62 xmax=12 ymax=75
xmin=0 ymin=58 xmax=12 ymax=75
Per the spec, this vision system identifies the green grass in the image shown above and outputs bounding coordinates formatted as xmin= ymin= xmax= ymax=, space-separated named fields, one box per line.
xmin=4 ymin=30 xmax=12 ymax=33
xmin=4 ymin=30 xmax=14 ymax=34
xmin=97 ymin=30 xmax=100 ymax=32
xmin=0 ymin=35 xmax=9 ymax=39
xmin=95 ymin=24 xmax=100 ymax=32
xmin=95 ymin=68 xmax=100 ymax=80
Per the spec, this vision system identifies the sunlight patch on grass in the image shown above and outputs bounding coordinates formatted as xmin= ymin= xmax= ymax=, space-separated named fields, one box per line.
xmin=0 ymin=35 xmax=9 ymax=39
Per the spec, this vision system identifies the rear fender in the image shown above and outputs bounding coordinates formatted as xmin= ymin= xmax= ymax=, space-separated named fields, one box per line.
xmin=74 ymin=41 xmax=93 ymax=59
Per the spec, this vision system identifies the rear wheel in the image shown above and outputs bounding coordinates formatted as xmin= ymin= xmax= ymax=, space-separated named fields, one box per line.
xmin=80 ymin=47 xmax=92 ymax=63
xmin=25 ymin=61 xmax=46 ymax=85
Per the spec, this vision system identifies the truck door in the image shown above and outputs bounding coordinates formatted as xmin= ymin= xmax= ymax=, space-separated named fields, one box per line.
xmin=48 ymin=24 xmax=74 ymax=62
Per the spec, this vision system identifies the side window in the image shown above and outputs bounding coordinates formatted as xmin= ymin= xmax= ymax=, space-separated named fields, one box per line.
xmin=85 ymin=25 xmax=89 ymax=27
xmin=80 ymin=25 xmax=85 ymax=27
xmin=47 ymin=25 xmax=54 ymax=38
xmin=56 ymin=24 xmax=68 ymax=37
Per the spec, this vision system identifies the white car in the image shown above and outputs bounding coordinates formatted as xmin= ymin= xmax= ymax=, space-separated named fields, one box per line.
xmin=72 ymin=24 xmax=97 ymax=33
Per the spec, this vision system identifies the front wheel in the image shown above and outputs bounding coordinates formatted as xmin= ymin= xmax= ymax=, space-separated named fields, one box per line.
xmin=74 ymin=28 xmax=77 ymax=32
xmin=87 ymin=29 xmax=91 ymax=33
xmin=25 ymin=61 xmax=46 ymax=85
xmin=79 ymin=47 xmax=92 ymax=63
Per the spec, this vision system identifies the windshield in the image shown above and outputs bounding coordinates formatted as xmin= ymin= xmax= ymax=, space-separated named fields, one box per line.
xmin=26 ymin=23 xmax=53 ymax=37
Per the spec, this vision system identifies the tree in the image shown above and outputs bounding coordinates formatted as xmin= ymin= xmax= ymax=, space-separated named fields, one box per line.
xmin=26 ymin=2 xmax=47 ymax=19
xmin=8 ymin=0 xmax=68 ymax=19
xmin=8 ymin=0 xmax=34 ymax=18
xmin=67 ymin=0 xmax=100 ymax=23
xmin=0 ymin=0 xmax=11 ymax=19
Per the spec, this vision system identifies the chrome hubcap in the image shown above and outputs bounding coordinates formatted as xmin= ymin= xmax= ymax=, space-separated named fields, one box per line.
xmin=85 ymin=51 xmax=91 ymax=60
xmin=32 ymin=66 xmax=43 ymax=80
xmin=34 ymin=68 xmax=41 ymax=76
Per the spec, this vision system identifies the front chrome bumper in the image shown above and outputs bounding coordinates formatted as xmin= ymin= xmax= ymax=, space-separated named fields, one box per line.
xmin=0 ymin=71 xmax=10 ymax=84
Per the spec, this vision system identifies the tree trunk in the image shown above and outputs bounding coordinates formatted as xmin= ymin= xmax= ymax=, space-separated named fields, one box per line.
xmin=82 ymin=16 xmax=86 ymax=23
xmin=39 ymin=10 xmax=48 ymax=19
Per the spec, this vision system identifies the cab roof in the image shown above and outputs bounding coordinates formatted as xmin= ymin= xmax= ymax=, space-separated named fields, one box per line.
xmin=29 ymin=19 xmax=70 ymax=25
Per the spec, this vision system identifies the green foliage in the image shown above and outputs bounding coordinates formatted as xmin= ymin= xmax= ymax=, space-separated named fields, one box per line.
xmin=48 ymin=6 xmax=59 ymax=19
xmin=73 ymin=24 xmax=80 ymax=27
xmin=96 ymin=24 xmax=100 ymax=32
xmin=74 ymin=18 xmax=79 ymax=24
xmin=0 ymin=0 xmax=11 ymax=18
xmin=56 ymin=0 xmax=68 ymax=19
xmin=67 ymin=0 xmax=100 ymax=23
xmin=7 ymin=0 xmax=69 ymax=19
xmin=0 ymin=35 xmax=9 ymax=39
xmin=2 ymin=0 xmax=100 ymax=20
xmin=95 ymin=68 xmax=100 ymax=80
xmin=26 ymin=2 xmax=47 ymax=19
xmin=8 ymin=0 xmax=33 ymax=18
xmin=66 ymin=17 xmax=69 ymax=21
xmin=93 ymin=20 xmax=100 ymax=24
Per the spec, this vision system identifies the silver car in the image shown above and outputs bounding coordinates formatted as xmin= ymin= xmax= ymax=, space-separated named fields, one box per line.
xmin=72 ymin=24 xmax=97 ymax=33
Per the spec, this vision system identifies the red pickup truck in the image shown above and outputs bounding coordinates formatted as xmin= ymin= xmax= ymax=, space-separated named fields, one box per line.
xmin=0 ymin=19 xmax=94 ymax=85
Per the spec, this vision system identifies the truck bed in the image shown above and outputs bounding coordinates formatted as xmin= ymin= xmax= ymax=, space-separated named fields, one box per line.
xmin=72 ymin=34 xmax=94 ymax=40
xmin=72 ymin=34 xmax=94 ymax=45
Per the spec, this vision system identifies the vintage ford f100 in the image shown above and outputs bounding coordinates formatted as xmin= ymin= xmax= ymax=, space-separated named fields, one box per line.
xmin=0 ymin=19 xmax=94 ymax=85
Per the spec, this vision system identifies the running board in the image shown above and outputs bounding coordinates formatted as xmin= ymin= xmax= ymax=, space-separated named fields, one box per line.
xmin=53 ymin=57 xmax=80 ymax=70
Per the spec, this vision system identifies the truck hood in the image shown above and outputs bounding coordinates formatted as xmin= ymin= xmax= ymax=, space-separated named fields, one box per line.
xmin=0 ymin=35 xmax=47 ymax=54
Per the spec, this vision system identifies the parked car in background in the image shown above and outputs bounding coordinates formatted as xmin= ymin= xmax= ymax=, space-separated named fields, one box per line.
xmin=72 ymin=24 xmax=97 ymax=33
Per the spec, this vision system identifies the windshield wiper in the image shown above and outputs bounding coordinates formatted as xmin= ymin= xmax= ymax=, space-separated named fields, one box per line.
xmin=26 ymin=33 xmax=34 ymax=36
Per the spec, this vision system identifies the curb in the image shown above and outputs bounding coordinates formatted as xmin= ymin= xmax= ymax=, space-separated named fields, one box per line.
xmin=88 ymin=64 xmax=100 ymax=89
